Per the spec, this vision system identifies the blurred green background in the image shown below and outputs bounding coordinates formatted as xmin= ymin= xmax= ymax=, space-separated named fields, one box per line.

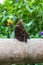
xmin=0 ymin=0 xmax=43 ymax=65
xmin=0 ymin=0 xmax=43 ymax=38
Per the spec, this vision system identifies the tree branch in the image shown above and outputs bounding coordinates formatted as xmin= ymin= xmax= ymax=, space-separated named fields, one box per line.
xmin=0 ymin=39 xmax=43 ymax=64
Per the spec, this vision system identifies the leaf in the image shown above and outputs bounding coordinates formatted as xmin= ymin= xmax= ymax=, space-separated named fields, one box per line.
xmin=10 ymin=31 xmax=14 ymax=38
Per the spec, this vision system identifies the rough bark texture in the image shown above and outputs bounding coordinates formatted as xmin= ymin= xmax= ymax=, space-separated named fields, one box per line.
xmin=0 ymin=39 xmax=43 ymax=64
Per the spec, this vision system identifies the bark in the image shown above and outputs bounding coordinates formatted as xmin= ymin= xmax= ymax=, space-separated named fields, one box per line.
xmin=0 ymin=38 xmax=43 ymax=64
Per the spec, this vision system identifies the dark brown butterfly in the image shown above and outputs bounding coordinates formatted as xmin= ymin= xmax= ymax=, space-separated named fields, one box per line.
xmin=15 ymin=19 xmax=29 ymax=42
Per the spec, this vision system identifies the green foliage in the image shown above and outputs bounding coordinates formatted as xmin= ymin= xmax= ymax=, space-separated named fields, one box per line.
xmin=0 ymin=0 xmax=43 ymax=38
